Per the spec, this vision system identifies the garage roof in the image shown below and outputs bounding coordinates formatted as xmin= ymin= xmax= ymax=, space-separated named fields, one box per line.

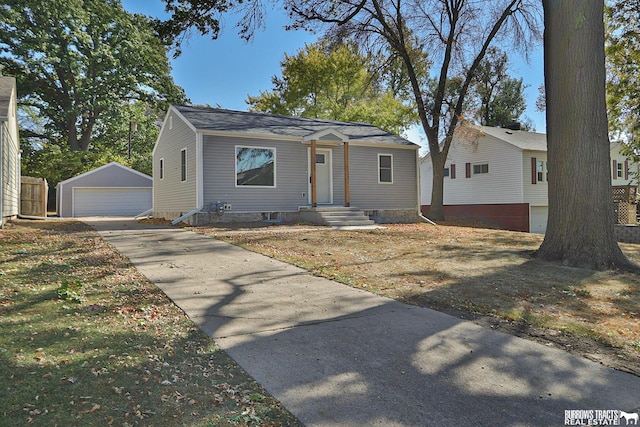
xmin=56 ymin=162 xmax=151 ymax=187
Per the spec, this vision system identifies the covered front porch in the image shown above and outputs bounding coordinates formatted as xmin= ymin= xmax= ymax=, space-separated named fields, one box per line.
xmin=304 ymin=129 xmax=352 ymax=208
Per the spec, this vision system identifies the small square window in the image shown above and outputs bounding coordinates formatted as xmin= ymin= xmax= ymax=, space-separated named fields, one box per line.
xmin=444 ymin=167 xmax=450 ymax=177
xmin=316 ymin=154 xmax=326 ymax=164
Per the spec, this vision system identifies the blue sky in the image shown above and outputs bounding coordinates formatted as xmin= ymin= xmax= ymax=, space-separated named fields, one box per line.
xmin=121 ymin=0 xmax=546 ymax=148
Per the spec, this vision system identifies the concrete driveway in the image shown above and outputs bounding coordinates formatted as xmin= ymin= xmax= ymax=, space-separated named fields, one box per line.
xmin=84 ymin=217 xmax=640 ymax=427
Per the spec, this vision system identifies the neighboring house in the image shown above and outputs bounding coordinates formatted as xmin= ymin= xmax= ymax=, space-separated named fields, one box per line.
xmin=152 ymin=105 xmax=421 ymax=226
xmin=420 ymin=124 xmax=639 ymax=233
xmin=0 ymin=76 xmax=20 ymax=228
xmin=56 ymin=162 xmax=152 ymax=217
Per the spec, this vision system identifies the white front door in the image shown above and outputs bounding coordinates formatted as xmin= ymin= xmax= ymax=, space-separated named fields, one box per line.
xmin=310 ymin=148 xmax=333 ymax=204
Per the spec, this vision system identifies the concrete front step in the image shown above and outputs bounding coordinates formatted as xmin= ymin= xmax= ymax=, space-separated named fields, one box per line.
xmin=299 ymin=207 xmax=375 ymax=227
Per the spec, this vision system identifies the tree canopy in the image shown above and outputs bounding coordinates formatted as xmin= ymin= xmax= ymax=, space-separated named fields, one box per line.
xmin=246 ymin=40 xmax=417 ymax=134
xmin=285 ymin=0 xmax=542 ymax=220
xmin=155 ymin=0 xmax=266 ymax=56
xmin=605 ymin=0 xmax=640 ymax=158
xmin=0 ymin=0 xmax=187 ymax=185
xmin=156 ymin=0 xmax=542 ymax=221
xmin=467 ymin=47 xmax=529 ymax=129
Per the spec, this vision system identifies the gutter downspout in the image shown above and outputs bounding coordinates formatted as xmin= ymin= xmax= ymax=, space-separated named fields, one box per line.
xmin=171 ymin=207 xmax=200 ymax=225
xmin=135 ymin=208 xmax=153 ymax=220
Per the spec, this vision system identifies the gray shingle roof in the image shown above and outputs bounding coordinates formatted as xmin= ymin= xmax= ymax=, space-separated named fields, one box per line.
xmin=173 ymin=105 xmax=418 ymax=147
xmin=476 ymin=125 xmax=547 ymax=151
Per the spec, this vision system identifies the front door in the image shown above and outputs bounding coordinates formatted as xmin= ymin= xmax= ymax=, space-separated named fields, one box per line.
xmin=310 ymin=148 xmax=333 ymax=204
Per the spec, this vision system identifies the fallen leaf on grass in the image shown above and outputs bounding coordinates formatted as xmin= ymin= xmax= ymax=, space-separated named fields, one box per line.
xmin=80 ymin=403 xmax=100 ymax=414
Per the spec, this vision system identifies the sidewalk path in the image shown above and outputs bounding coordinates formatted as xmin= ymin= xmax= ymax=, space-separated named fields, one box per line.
xmin=84 ymin=218 xmax=640 ymax=427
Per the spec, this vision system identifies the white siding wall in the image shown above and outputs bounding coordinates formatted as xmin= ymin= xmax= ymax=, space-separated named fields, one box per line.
xmin=611 ymin=144 xmax=638 ymax=186
xmin=1 ymin=81 xmax=20 ymax=219
xmin=420 ymin=135 xmax=523 ymax=205
xmin=153 ymin=110 xmax=198 ymax=214
xmin=522 ymin=150 xmax=549 ymax=207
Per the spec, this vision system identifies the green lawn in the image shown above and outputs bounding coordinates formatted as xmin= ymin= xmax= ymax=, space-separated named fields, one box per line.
xmin=0 ymin=219 xmax=301 ymax=427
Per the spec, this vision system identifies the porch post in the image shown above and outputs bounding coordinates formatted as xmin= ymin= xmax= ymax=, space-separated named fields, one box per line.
xmin=343 ymin=141 xmax=350 ymax=207
xmin=311 ymin=140 xmax=317 ymax=207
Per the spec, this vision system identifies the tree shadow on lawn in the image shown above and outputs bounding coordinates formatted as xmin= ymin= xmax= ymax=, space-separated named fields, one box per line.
xmin=393 ymin=254 xmax=640 ymax=375
xmin=200 ymin=266 xmax=640 ymax=427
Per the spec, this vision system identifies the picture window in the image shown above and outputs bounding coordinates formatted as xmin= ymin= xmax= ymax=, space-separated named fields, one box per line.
xmin=236 ymin=146 xmax=276 ymax=187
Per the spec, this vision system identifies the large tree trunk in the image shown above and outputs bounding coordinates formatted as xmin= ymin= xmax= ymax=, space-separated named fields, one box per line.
xmin=428 ymin=150 xmax=447 ymax=221
xmin=537 ymin=0 xmax=636 ymax=271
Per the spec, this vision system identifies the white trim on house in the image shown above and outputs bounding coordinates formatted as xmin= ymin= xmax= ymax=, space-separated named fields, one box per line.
xmin=307 ymin=147 xmax=333 ymax=204
xmin=56 ymin=162 xmax=150 ymax=186
xmin=234 ymin=145 xmax=277 ymax=188
xmin=180 ymin=148 xmax=187 ymax=182
xmin=196 ymin=133 xmax=204 ymax=210
xmin=378 ymin=153 xmax=394 ymax=184
xmin=303 ymin=128 xmax=349 ymax=142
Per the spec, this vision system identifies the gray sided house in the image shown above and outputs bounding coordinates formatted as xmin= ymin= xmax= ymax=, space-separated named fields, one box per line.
xmin=153 ymin=106 xmax=421 ymax=226
xmin=0 ymin=76 xmax=20 ymax=227
xmin=56 ymin=162 xmax=152 ymax=217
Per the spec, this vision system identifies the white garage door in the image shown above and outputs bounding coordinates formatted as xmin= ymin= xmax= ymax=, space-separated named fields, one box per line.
xmin=73 ymin=188 xmax=152 ymax=217
xmin=530 ymin=206 xmax=548 ymax=234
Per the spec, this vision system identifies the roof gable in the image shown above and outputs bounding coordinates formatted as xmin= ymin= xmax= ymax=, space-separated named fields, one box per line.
xmin=57 ymin=162 xmax=151 ymax=186
xmin=0 ymin=76 xmax=16 ymax=120
xmin=171 ymin=105 xmax=417 ymax=147
xmin=475 ymin=125 xmax=547 ymax=151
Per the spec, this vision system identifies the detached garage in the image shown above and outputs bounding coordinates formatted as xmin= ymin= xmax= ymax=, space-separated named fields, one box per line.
xmin=57 ymin=162 xmax=152 ymax=217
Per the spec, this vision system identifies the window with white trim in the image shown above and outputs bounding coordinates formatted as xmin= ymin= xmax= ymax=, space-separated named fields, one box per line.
xmin=180 ymin=148 xmax=187 ymax=182
xmin=236 ymin=146 xmax=276 ymax=187
xmin=378 ymin=154 xmax=393 ymax=183
xmin=617 ymin=162 xmax=624 ymax=178
xmin=537 ymin=160 xmax=548 ymax=182
xmin=473 ymin=163 xmax=489 ymax=175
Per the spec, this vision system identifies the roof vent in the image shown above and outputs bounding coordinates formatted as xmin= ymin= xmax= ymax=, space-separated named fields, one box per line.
xmin=504 ymin=121 xmax=521 ymax=131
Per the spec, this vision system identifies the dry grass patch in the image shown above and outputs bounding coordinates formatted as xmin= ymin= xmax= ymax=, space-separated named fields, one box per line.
xmin=196 ymin=222 xmax=640 ymax=375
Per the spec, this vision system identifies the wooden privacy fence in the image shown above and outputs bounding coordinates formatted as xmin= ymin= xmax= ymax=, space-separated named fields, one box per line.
xmin=21 ymin=176 xmax=48 ymax=217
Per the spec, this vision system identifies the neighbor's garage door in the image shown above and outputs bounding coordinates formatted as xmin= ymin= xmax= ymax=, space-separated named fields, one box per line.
xmin=530 ymin=206 xmax=548 ymax=234
xmin=73 ymin=188 xmax=152 ymax=217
